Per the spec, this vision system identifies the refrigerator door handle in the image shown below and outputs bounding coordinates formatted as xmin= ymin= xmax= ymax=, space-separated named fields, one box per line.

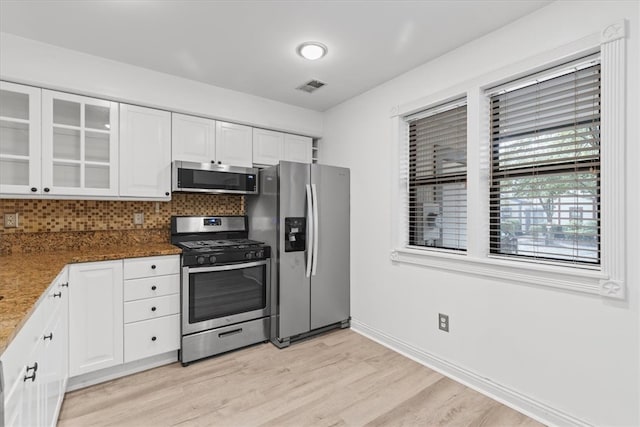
xmin=311 ymin=183 xmax=319 ymax=276
xmin=305 ymin=184 xmax=314 ymax=278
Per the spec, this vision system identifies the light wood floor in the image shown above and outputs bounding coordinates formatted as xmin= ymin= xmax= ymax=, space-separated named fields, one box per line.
xmin=58 ymin=329 xmax=544 ymax=427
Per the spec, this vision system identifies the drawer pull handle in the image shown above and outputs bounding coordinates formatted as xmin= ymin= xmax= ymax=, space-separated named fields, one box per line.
xmin=53 ymin=292 xmax=62 ymax=298
xmin=151 ymin=285 xmax=157 ymax=291
xmin=60 ymin=282 xmax=69 ymax=287
xmin=24 ymin=372 xmax=36 ymax=382
xmin=151 ymin=264 xmax=157 ymax=270
xmin=151 ymin=336 xmax=157 ymax=341
xmin=43 ymin=333 xmax=53 ymax=341
xmin=151 ymin=306 xmax=157 ymax=312
xmin=219 ymin=328 xmax=243 ymax=338
xmin=26 ymin=362 xmax=38 ymax=373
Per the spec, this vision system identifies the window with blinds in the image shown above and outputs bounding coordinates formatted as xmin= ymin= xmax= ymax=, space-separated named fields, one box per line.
xmin=489 ymin=58 xmax=601 ymax=265
xmin=408 ymin=101 xmax=467 ymax=251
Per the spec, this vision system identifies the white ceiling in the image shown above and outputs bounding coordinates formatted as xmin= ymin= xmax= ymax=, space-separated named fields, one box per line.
xmin=0 ymin=0 xmax=552 ymax=112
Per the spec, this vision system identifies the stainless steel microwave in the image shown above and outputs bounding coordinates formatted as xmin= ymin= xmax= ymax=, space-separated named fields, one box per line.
xmin=172 ymin=161 xmax=259 ymax=195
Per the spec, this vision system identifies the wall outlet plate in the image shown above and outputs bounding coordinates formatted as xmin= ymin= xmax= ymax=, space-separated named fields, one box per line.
xmin=4 ymin=213 xmax=19 ymax=228
xmin=439 ymin=313 xmax=449 ymax=332
xmin=133 ymin=212 xmax=144 ymax=225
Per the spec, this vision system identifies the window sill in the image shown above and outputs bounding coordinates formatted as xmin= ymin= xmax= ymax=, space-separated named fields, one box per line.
xmin=390 ymin=247 xmax=624 ymax=299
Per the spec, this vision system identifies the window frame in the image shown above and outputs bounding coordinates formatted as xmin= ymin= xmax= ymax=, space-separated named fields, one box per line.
xmin=406 ymin=100 xmax=468 ymax=252
xmin=487 ymin=59 xmax=602 ymax=266
xmin=389 ymin=21 xmax=627 ymax=300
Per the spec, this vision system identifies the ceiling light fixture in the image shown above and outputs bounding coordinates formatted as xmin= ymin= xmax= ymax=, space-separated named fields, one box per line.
xmin=297 ymin=42 xmax=327 ymax=60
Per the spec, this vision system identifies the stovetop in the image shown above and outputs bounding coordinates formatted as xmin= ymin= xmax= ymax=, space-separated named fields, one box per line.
xmin=177 ymin=238 xmax=265 ymax=251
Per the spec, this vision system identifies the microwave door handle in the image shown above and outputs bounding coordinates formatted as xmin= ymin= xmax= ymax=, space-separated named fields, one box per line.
xmin=311 ymin=183 xmax=319 ymax=276
xmin=305 ymin=184 xmax=314 ymax=278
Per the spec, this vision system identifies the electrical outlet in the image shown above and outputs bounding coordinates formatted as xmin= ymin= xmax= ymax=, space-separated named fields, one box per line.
xmin=4 ymin=213 xmax=19 ymax=228
xmin=133 ymin=212 xmax=144 ymax=225
xmin=439 ymin=313 xmax=449 ymax=332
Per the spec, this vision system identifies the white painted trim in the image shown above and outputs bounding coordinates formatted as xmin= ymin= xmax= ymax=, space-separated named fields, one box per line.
xmin=598 ymin=19 xmax=627 ymax=299
xmin=390 ymin=22 xmax=628 ymax=300
xmin=391 ymin=247 xmax=606 ymax=295
xmin=351 ymin=319 xmax=592 ymax=427
xmin=66 ymin=351 xmax=178 ymax=391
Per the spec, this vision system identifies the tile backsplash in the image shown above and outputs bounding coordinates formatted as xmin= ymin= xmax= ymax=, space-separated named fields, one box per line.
xmin=0 ymin=194 xmax=244 ymax=254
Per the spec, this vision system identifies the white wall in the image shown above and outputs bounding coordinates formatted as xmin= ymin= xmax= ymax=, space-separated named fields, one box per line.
xmin=0 ymin=33 xmax=323 ymax=137
xmin=322 ymin=1 xmax=639 ymax=426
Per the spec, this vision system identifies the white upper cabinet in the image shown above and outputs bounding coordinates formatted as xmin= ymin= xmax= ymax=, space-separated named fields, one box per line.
xmin=215 ymin=121 xmax=253 ymax=168
xmin=283 ymin=134 xmax=313 ymax=164
xmin=252 ymin=128 xmax=284 ymax=166
xmin=171 ymin=113 xmax=216 ymax=163
xmin=119 ymin=104 xmax=171 ymax=199
xmin=42 ymin=90 xmax=119 ymax=197
xmin=252 ymin=129 xmax=313 ymax=166
xmin=0 ymin=81 xmax=42 ymax=195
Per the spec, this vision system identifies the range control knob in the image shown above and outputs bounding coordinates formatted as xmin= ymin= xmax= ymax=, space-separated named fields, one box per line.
xmin=196 ymin=256 xmax=206 ymax=265
xmin=256 ymin=250 xmax=264 ymax=258
xmin=209 ymin=255 xmax=217 ymax=264
xmin=245 ymin=252 xmax=254 ymax=259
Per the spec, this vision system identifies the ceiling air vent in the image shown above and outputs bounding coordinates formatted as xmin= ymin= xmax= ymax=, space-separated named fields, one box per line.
xmin=296 ymin=79 xmax=326 ymax=93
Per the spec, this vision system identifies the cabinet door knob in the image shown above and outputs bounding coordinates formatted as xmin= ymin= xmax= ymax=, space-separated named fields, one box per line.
xmin=60 ymin=282 xmax=69 ymax=288
xmin=151 ymin=264 xmax=157 ymax=270
xmin=53 ymin=292 xmax=62 ymax=298
xmin=151 ymin=306 xmax=157 ymax=312
xmin=151 ymin=336 xmax=157 ymax=341
xmin=44 ymin=187 xmax=50 ymax=193
xmin=165 ymin=192 xmax=170 ymax=196
xmin=43 ymin=333 xmax=53 ymax=341
xmin=151 ymin=285 xmax=157 ymax=291
xmin=26 ymin=362 xmax=38 ymax=373
xmin=30 ymin=187 xmax=37 ymax=192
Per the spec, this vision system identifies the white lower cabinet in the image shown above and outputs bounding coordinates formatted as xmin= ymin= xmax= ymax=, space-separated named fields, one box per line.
xmin=1 ymin=267 xmax=69 ymax=427
xmin=123 ymin=255 xmax=180 ymax=364
xmin=68 ymin=260 xmax=124 ymax=377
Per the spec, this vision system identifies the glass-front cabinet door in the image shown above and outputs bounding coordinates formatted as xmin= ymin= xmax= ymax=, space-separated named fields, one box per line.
xmin=42 ymin=90 xmax=118 ymax=196
xmin=0 ymin=81 xmax=42 ymax=195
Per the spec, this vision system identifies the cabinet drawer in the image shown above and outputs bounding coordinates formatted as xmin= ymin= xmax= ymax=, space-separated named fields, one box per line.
xmin=124 ymin=315 xmax=180 ymax=363
xmin=124 ymin=274 xmax=180 ymax=301
xmin=123 ymin=255 xmax=180 ymax=279
xmin=124 ymin=294 xmax=180 ymax=323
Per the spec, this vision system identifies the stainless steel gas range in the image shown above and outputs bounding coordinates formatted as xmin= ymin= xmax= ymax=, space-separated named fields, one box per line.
xmin=170 ymin=215 xmax=271 ymax=365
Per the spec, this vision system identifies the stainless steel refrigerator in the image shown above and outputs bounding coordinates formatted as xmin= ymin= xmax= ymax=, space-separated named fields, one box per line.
xmin=247 ymin=161 xmax=350 ymax=348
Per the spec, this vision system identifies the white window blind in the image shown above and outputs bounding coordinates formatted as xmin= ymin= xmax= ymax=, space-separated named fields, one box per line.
xmin=489 ymin=58 xmax=601 ymax=265
xmin=407 ymin=101 xmax=467 ymax=251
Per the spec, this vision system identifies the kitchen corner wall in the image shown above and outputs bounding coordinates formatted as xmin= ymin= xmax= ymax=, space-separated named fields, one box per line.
xmin=0 ymin=194 xmax=243 ymax=255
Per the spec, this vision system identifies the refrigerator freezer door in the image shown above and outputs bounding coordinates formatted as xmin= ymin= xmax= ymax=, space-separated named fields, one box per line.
xmin=310 ymin=164 xmax=350 ymax=330
xmin=278 ymin=161 xmax=311 ymax=339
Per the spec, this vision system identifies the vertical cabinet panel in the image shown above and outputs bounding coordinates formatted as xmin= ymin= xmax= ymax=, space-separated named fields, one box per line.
xmin=283 ymin=134 xmax=313 ymax=164
xmin=0 ymin=81 xmax=42 ymax=195
xmin=252 ymin=128 xmax=284 ymax=166
xmin=120 ymin=104 xmax=171 ymax=199
xmin=215 ymin=121 xmax=253 ymax=167
xmin=172 ymin=113 xmax=216 ymax=163
xmin=69 ymin=260 xmax=123 ymax=377
xmin=41 ymin=90 xmax=119 ymax=196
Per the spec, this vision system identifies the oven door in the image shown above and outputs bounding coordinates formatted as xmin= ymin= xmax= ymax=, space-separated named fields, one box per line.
xmin=182 ymin=259 xmax=270 ymax=335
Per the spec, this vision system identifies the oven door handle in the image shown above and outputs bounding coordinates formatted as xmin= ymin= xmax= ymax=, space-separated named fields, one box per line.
xmin=186 ymin=259 xmax=269 ymax=273
xmin=305 ymin=183 xmax=314 ymax=278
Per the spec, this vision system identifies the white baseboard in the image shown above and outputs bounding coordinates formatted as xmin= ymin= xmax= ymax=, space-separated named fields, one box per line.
xmin=66 ymin=351 xmax=178 ymax=392
xmin=351 ymin=319 xmax=591 ymax=427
